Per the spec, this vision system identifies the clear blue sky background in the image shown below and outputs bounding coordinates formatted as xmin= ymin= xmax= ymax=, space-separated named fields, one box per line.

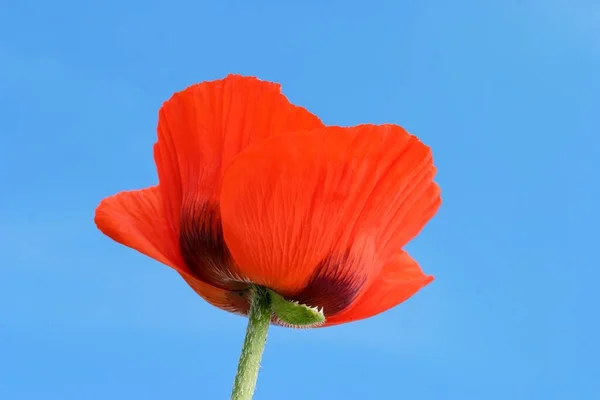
xmin=1 ymin=1 xmax=598 ymax=399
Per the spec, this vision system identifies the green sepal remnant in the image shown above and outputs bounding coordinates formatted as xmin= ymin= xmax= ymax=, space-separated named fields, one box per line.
xmin=268 ymin=289 xmax=326 ymax=328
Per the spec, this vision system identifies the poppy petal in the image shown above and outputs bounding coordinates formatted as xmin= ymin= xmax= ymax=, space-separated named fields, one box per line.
xmin=220 ymin=124 xmax=440 ymax=317
xmin=153 ymin=74 xmax=324 ymax=290
xmin=323 ymin=251 xmax=433 ymax=326
xmin=94 ymin=187 xmax=237 ymax=311
xmin=95 ymin=187 xmax=184 ymax=270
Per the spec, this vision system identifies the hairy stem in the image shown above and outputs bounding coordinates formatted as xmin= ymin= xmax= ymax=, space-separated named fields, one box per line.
xmin=230 ymin=286 xmax=271 ymax=400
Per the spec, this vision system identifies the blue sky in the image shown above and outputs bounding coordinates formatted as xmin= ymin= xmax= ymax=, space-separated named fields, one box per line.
xmin=1 ymin=0 xmax=598 ymax=399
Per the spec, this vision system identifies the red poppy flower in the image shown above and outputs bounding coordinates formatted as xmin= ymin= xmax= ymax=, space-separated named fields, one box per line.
xmin=95 ymin=74 xmax=441 ymax=327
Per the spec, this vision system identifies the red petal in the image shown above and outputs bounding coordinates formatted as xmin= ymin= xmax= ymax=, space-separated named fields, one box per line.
xmin=95 ymin=187 xmax=183 ymax=270
xmin=220 ymin=124 xmax=440 ymax=317
xmin=323 ymin=251 xmax=433 ymax=326
xmin=94 ymin=187 xmax=239 ymax=311
xmin=153 ymin=75 xmax=324 ymax=289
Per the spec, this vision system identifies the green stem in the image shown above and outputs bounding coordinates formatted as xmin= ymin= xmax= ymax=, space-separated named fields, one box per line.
xmin=230 ymin=286 xmax=271 ymax=400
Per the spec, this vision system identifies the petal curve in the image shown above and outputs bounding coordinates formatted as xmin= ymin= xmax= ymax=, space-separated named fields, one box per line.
xmin=323 ymin=251 xmax=434 ymax=326
xmin=220 ymin=124 xmax=441 ymax=317
xmin=95 ymin=187 xmax=183 ymax=270
xmin=94 ymin=187 xmax=237 ymax=311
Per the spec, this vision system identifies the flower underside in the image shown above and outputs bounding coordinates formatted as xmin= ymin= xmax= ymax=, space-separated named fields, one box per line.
xmin=178 ymin=201 xmax=365 ymax=323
